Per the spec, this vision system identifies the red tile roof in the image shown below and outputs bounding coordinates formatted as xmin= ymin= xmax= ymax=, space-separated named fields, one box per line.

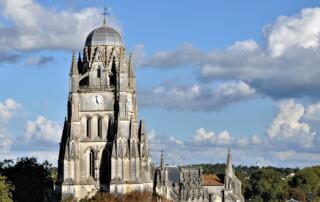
xmin=202 ymin=174 xmax=224 ymax=186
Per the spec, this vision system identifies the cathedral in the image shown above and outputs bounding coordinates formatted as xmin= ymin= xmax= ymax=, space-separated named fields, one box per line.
xmin=56 ymin=20 xmax=153 ymax=199
xmin=55 ymin=15 xmax=244 ymax=202
xmin=154 ymin=149 xmax=244 ymax=202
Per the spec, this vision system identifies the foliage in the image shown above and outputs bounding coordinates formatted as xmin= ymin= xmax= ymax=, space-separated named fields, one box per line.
xmin=196 ymin=163 xmax=320 ymax=201
xmin=247 ymin=168 xmax=289 ymax=201
xmin=0 ymin=175 xmax=13 ymax=202
xmin=50 ymin=167 xmax=58 ymax=184
xmin=289 ymin=166 xmax=320 ymax=202
xmin=80 ymin=192 xmax=118 ymax=202
xmin=80 ymin=191 xmax=172 ymax=202
xmin=0 ymin=157 xmax=53 ymax=202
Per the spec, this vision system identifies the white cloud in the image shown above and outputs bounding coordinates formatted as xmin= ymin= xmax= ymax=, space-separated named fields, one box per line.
xmin=194 ymin=128 xmax=232 ymax=145
xmin=148 ymin=129 xmax=157 ymax=141
xmin=267 ymin=99 xmax=316 ymax=148
xmin=236 ymin=137 xmax=249 ymax=146
xmin=227 ymin=39 xmax=258 ymax=51
xmin=194 ymin=128 xmax=214 ymax=142
xmin=0 ymin=98 xmax=21 ymax=122
xmin=251 ymin=134 xmax=263 ymax=145
xmin=0 ymin=0 xmax=120 ymax=51
xmin=304 ymin=101 xmax=320 ymax=121
xmin=265 ymin=8 xmax=320 ymax=57
xmin=139 ymin=81 xmax=255 ymax=111
xmin=136 ymin=7 xmax=320 ymax=100
xmin=0 ymin=128 xmax=12 ymax=151
xmin=24 ymin=116 xmax=62 ymax=143
xmin=169 ymin=136 xmax=183 ymax=145
xmin=273 ymin=150 xmax=320 ymax=162
xmin=148 ymin=123 xmax=320 ymax=167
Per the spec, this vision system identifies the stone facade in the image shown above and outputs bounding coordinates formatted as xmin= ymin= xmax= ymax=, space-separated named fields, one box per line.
xmin=54 ymin=16 xmax=245 ymax=202
xmin=154 ymin=150 xmax=244 ymax=202
xmin=56 ymin=23 xmax=153 ymax=200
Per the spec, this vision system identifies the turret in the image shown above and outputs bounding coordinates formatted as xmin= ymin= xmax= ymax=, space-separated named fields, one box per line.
xmin=160 ymin=150 xmax=164 ymax=169
xmin=128 ymin=54 xmax=135 ymax=89
xmin=226 ymin=148 xmax=234 ymax=177
xmin=69 ymin=51 xmax=79 ymax=92
xmin=225 ymin=149 xmax=232 ymax=189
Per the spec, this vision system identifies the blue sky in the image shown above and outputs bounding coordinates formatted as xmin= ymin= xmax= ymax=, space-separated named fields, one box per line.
xmin=1 ymin=0 xmax=320 ymax=168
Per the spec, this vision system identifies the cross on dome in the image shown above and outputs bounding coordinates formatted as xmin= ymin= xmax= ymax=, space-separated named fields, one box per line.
xmin=102 ymin=7 xmax=110 ymax=26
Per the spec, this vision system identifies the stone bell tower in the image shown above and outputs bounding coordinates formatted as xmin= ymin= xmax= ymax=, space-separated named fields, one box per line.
xmin=56 ymin=18 xmax=153 ymax=200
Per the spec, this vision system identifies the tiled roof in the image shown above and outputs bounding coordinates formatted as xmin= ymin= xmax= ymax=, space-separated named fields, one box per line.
xmin=202 ymin=174 xmax=224 ymax=186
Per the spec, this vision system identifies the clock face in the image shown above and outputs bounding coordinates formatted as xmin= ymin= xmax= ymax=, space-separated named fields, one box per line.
xmin=91 ymin=95 xmax=104 ymax=108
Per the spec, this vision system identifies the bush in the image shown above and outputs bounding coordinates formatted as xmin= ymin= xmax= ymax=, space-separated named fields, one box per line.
xmin=81 ymin=191 xmax=173 ymax=202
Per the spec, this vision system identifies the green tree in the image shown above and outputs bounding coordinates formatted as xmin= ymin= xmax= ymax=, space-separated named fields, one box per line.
xmin=288 ymin=188 xmax=306 ymax=202
xmin=0 ymin=175 xmax=13 ymax=202
xmin=0 ymin=157 xmax=53 ymax=202
xmin=248 ymin=168 xmax=289 ymax=202
xmin=289 ymin=166 xmax=320 ymax=201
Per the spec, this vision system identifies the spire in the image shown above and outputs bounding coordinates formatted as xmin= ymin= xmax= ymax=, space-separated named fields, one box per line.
xmin=226 ymin=148 xmax=234 ymax=177
xmin=70 ymin=51 xmax=78 ymax=75
xmin=138 ymin=120 xmax=145 ymax=141
xmin=77 ymin=52 xmax=83 ymax=73
xmin=160 ymin=150 xmax=164 ymax=169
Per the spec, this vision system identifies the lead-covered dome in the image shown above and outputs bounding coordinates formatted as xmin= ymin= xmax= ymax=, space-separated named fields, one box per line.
xmin=85 ymin=25 xmax=123 ymax=47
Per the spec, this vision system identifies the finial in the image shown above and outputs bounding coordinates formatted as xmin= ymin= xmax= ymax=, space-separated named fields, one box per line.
xmin=70 ymin=50 xmax=78 ymax=75
xmin=102 ymin=7 xmax=110 ymax=26
xmin=160 ymin=150 xmax=164 ymax=168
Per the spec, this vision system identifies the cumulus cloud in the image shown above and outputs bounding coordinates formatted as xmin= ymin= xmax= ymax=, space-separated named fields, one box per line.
xmin=149 ymin=122 xmax=320 ymax=167
xmin=135 ymin=7 xmax=320 ymax=100
xmin=0 ymin=0 xmax=120 ymax=52
xmin=139 ymin=81 xmax=255 ymax=111
xmin=24 ymin=116 xmax=62 ymax=144
xmin=148 ymin=98 xmax=320 ymax=167
xmin=194 ymin=128 xmax=232 ymax=145
xmin=194 ymin=128 xmax=214 ymax=142
xmin=251 ymin=134 xmax=263 ymax=145
xmin=0 ymin=98 xmax=22 ymax=122
xmin=0 ymin=98 xmax=20 ymax=153
xmin=265 ymin=8 xmax=320 ymax=57
xmin=0 ymin=128 xmax=12 ymax=151
xmin=267 ymin=99 xmax=316 ymax=148
xmin=304 ymin=101 xmax=320 ymax=121
xmin=273 ymin=150 xmax=320 ymax=163
xmin=169 ymin=136 xmax=183 ymax=145
xmin=227 ymin=39 xmax=258 ymax=51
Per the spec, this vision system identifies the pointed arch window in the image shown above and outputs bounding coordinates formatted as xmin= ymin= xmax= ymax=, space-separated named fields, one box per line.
xmin=97 ymin=117 xmax=102 ymax=138
xmin=86 ymin=117 xmax=91 ymax=138
xmin=89 ymin=149 xmax=95 ymax=177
